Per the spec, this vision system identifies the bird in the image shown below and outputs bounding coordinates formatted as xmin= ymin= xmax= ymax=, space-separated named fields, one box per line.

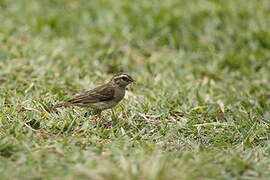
xmin=53 ymin=73 xmax=135 ymax=126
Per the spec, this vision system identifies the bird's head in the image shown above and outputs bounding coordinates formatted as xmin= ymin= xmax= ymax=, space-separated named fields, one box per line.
xmin=111 ymin=73 xmax=135 ymax=87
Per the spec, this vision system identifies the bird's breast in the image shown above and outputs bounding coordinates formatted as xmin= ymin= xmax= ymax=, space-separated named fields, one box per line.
xmin=114 ymin=88 xmax=126 ymax=102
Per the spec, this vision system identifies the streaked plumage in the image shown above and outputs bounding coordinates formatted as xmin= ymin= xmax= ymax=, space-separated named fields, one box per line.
xmin=53 ymin=73 xmax=135 ymax=126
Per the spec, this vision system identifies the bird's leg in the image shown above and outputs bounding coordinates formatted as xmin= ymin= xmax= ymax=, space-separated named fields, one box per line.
xmin=95 ymin=110 xmax=111 ymax=128
xmin=92 ymin=110 xmax=101 ymax=123
xmin=96 ymin=110 xmax=102 ymax=119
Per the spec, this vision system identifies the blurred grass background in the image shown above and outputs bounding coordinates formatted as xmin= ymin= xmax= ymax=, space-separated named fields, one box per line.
xmin=0 ymin=0 xmax=270 ymax=179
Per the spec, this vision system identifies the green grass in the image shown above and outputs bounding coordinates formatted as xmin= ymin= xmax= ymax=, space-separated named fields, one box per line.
xmin=0 ymin=0 xmax=270 ymax=179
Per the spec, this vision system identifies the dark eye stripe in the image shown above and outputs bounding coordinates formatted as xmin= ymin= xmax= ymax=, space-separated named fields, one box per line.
xmin=122 ymin=76 xmax=129 ymax=81
xmin=115 ymin=74 xmax=133 ymax=82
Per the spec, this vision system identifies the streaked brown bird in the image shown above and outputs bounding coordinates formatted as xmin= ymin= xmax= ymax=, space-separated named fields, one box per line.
xmin=53 ymin=73 xmax=135 ymax=126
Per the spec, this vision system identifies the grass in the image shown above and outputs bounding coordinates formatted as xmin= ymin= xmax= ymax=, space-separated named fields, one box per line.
xmin=0 ymin=0 xmax=270 ymax=179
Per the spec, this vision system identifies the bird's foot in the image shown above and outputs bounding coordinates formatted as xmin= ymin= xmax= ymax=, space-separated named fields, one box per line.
xmin=100 ymin=119 xmax=112 ymax=128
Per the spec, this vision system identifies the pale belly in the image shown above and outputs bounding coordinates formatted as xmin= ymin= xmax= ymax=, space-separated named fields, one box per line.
xmin=89 ymin=100 xmax=120 ymax=110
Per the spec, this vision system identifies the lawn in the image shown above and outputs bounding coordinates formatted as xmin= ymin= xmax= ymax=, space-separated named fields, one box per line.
xmin=0 ymin=0 xmax=270 ymax=179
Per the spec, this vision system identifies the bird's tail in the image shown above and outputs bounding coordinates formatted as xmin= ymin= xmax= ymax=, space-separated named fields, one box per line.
xmin=52 ymin=102 xmax=71 ymax=109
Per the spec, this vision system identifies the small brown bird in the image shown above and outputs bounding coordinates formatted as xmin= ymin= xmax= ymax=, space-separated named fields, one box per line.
xmin=53 ymin=73 xmax=135 ymax=126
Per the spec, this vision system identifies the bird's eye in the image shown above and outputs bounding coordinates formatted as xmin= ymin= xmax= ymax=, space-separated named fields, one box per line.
xmin=122 ymin=76 xmax=129 ymax=81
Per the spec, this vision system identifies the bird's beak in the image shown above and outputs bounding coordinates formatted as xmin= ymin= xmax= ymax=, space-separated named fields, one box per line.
xmin=130 ymin=78 xmax=135 ymax=83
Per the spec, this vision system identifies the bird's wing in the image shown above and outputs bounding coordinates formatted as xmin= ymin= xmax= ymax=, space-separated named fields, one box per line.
xmin=67 ymin=84 xmax=115 ymax=105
